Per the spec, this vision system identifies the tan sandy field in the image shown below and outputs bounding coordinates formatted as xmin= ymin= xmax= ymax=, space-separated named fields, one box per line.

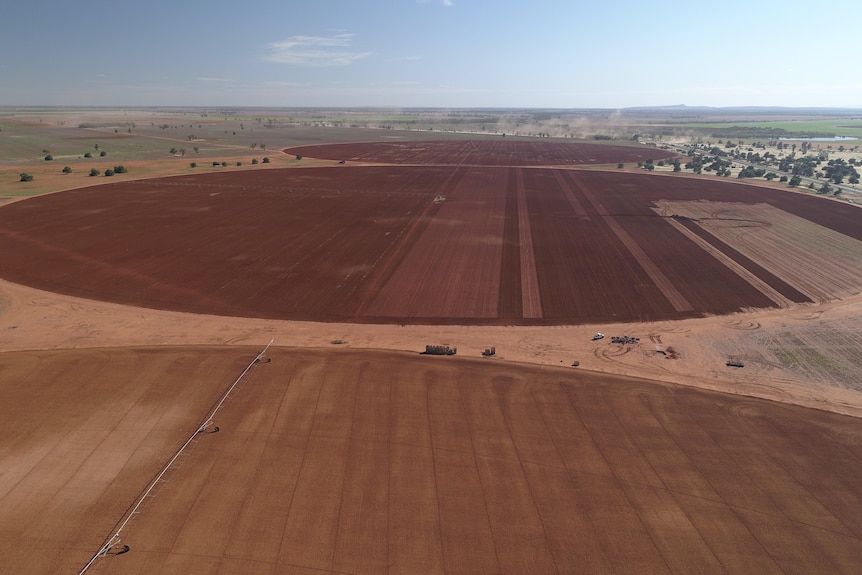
xmin=3 ymin=277 xmax=862 ymax=417
xmin=3 ymin=274 xmax=862 ymax=573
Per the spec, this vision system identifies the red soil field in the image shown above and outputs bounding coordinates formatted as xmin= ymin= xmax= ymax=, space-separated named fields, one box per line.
xmin=1 ymin=159 xmax=860 ymax=325
xmin=285 ymin=139 xmax=678 ymax=166
xmin=4 ymin=347 xmax=862 ymax=574
xmin=3 ymin=139 xmax=862 ymax=575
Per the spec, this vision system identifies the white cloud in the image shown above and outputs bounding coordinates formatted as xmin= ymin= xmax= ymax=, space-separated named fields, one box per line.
xmin=196 ymin=77 xmax=235 ymax=83
xmin=265 ymin=33 xmax=371 ymax=67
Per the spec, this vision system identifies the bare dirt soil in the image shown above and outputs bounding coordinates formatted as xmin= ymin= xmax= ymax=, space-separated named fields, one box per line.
xmin=284 ymin=139 xmax=678 ymax=166
xmin=2 ymin=160 xmax=860 ymax=326
xmin=2 ymin=139 xmax=862 ymax=574
xmin=0 ymin=347 xmax=243 ymax=573
xmin=3 ymin=346 xmax=862 ymax=574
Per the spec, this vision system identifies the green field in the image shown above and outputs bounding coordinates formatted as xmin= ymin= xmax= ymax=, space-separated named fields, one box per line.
xmin=667 ymin=119 xmax=862 ymax=138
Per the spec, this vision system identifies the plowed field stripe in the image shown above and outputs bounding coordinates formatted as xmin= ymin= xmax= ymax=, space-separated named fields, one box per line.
xmin=661 ymin=215 xmax=794 ymax=308
xmin=553 ymin=170 xmax=590 ymax=219
xmin=568 ymin=172 xmax=695 ymax=313
xmin=515 ymin=169 xmax=543 ymax=318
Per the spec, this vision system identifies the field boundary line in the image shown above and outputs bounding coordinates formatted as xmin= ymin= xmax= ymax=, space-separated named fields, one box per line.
xmin=515 ymin=168 xmax=543 ymax=318
xmin=76 ymin=339 xmax=274 ymax=574
xmin=661 ymin=214 xmax=794 ymax=308
xmin=567 ymin=171 xmax=695 ymax=313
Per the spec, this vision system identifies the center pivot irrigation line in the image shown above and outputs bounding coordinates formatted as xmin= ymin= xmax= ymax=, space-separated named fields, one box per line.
xmin=77 ymin=339 xmax=274 ymax=575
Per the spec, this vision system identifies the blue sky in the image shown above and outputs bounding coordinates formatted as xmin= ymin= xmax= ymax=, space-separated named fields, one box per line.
xmin=2 ymin=0 xmax=860 ymax=109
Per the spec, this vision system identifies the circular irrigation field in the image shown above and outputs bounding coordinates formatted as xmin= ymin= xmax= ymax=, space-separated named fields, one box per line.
xmin=284 ymin=139 xmax=678 ymax=165
xmin=1 ymin=141 xmax=861 ymax=325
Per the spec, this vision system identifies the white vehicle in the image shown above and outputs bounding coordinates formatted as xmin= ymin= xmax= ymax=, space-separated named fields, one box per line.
xmin=592 ymin=333 xmax=605 ymax=341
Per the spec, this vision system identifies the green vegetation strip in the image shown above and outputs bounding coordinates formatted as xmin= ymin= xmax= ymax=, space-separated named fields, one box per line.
xmin=668 ymin=119 xmax=862 ymax=138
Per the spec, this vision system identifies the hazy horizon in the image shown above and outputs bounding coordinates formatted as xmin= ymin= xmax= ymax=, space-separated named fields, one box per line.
xmin=3 ymin=0 xmax=861 ymax=109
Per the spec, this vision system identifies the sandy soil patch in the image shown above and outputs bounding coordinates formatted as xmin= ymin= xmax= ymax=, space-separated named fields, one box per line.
xmin=3 ymin=277 xmax=862 ymax=418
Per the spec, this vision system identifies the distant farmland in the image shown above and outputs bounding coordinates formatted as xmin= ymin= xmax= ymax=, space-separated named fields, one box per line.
xmin=285 ymin=139 xmax=677 ymax=165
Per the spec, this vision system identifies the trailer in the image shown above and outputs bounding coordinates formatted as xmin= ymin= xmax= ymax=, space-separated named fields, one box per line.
xmin=422 ymin=345 xmax=457 ymax=356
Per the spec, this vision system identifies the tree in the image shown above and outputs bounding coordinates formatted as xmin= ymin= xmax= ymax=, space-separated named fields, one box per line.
xmin=179 ymin=148 xmax=185 ymax=157
xmin=822 ymin=158 xmax=858 ymax=185
xmin=170 ymin=147 xmax=178 ymax=155
xmin=251 ymin=158 xmax=258 ymax=165
xmin=791 ymin=157 xmax=818 ymax=177
xmin=617 ymin=163 xmax=624 ymax=169
xmin=84 ymin=152 xmax=92 ymax=158
xmin=62 ymin=166 xmax=72 ymax=174
xmin=113 ymin=165 xmax=127 ymax=174
xmin=236 ymin=161 xmax=242 ymax=166
xmin=100 ymin=150 xmax=107 ymax=157
xmin=44 ymin=154 xmax=53 ymax=161
xmin=19 ymin=173 xmax=33 ymax=182
xmin=262 ymin=157 xmax=270 ymax=163
xmin=104 ymin=168 xmax=115 ymax=177
xmin=738 ymin=166 xmax=766 ymax=179
xmin=89 ymin=168 xmax=100 ymax=177
xmin=190 ymin=162 xmax=197 ymax=168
